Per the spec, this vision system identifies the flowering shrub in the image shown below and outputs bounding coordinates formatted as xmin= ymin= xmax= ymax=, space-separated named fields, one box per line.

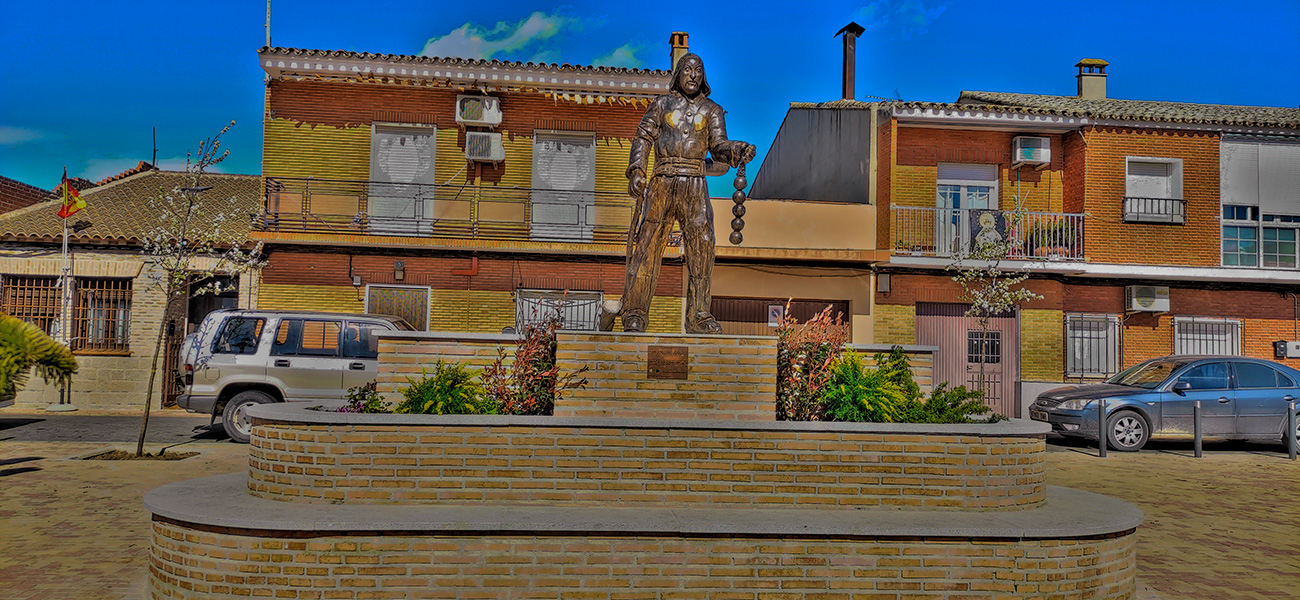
xmin=482 ymin=315 xmax=588 ymax=416
xmin=396 ymin=361 xmax=496 ymax=415
xmin=775 ymin=304 xmax=848 ymax=421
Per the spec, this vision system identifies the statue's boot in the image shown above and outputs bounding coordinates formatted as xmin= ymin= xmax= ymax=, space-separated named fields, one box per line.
xmin=622 ymin=310 xmax=647 ymax=332
xmin=685 ymin=310 xmax=722 ymax=334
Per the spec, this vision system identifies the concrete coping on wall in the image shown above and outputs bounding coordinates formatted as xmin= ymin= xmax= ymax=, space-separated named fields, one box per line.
xmin=847 ymin=343 xmax=940 ymax=354
xmin=376 ymin=330 xmax=520 ymax=343
xmin=247 ymin=402 xmax=1050 ymax=437
xmin=147 ymin=472 xmax=1140 ymax=540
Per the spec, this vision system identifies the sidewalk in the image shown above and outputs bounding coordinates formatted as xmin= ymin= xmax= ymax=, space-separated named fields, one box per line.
xmin=1 ymin=415 xmax=1296 ymax=599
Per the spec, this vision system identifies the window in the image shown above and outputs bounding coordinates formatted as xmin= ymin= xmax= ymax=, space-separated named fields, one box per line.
xmin=343 ymin=322 xmax=386 ymax=359
xmin=1221 ymin=139 xmax=1300 ymax=268
xmin=967 ymin=330 xmax=1001 ymax=364
xmin=366 ymin=285 xmax=429 ymax=331
xmin=1234 ymin=362 xmax=1289 ymax=389
xmin=1125 ymin=157 xmax=1184 ymax=223
xmin=212 ymin=317 xmax=264 ymax=355
xmin=1173 ymin=317 xmax=1241 ymax=356
xmin=516 ymin=289 xmax=602 ymax=332
xmin=936 ymin=164 xmax=998 ymax=255
xmin=1177 ymin=362 xmax=1230 ymax=390
xmin=0 ymin=275 xmax=60 ymax=334
xmin=1222 ymin=225 xmax=1259 ymax=266
xmin=1066 ymin=314 xmax=1120 ymax=377
xmin=368 ymin=124 xmax=436 ymax=236
xmin=73 ymin=278 xmax=131 ymax=353
xmin=273 ymin=319 xmax=341 ymax=356
xmin=1262 ymin=228 xmax=1297 ymax=268
xmin=531 ymin=131 xmax=596 ymax=241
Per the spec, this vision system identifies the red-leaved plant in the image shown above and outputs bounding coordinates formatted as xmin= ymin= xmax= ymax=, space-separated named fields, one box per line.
xmin=775 ymin=304 xmax=849 ymax=421
xmin=482 ymin=315 xmax=589 ymax=415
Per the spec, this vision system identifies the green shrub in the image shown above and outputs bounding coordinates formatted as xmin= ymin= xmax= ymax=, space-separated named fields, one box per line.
xmin=821 ymin=351 xmax=909 ymax=423
xmin=872 ymin=345 xmax=921 ymax=400
xmin=898 ymin=383 xmax=991 ymax=424
xmin=396 ymin=361 xmax=496 ymax=415
xmin=0 ymin=312 xmax=77 ymax=396
xmin=336 ymin=381 xmax=390 ymax=413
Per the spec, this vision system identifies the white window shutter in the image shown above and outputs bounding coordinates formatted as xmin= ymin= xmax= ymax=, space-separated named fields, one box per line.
xmin=937 ymin=163 xmax=997 ymax=182
xmin=1221 ymin=141 xmax=1260 ymax=206
xmin=1260 ymin=143 xmax=1300 ymax=216
xmin=1126 ymin=161 xmax=1171 ymax=198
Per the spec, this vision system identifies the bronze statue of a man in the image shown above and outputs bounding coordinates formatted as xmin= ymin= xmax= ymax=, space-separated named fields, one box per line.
xmin=613 ymin=53 xmax=755 ymax=333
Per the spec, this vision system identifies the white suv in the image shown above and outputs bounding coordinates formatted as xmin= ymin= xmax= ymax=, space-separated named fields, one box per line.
xmin=176 ymin=309 xmax=412 ymax=442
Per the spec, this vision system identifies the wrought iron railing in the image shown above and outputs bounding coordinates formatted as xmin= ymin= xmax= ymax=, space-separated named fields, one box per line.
xmin=892 ymin=206 xmax=1086 ymax=260
xmin=257 ymin=177 xmax=636 ymax=243
xmin=1124 ymin=197 xmax=1186 ymax=224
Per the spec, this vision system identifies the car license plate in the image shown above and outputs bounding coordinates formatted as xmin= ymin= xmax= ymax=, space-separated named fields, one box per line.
xmin=1030 ymin=409 xmax=1047 ymax=421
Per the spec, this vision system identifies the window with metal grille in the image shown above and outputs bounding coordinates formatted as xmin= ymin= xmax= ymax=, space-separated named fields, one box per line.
xmin=73 ymin=278 xmax=132 ymax=353
xmin=1173 ymin=317 xmax=1241 ymax=356
xmin=967 ymin=330 xmax=1001 ymax=364
xmin=1 ymin=275 xmax=60 ymax=334
xmin=516 ymin=289 xmax=602 ymax=332
xmin=1066 ymin=314 xmax=1120 ymax=377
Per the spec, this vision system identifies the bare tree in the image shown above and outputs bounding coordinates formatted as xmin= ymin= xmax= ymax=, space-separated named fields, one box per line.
xmin=136 ymin=121 xmax=263 ymax=456
xmin=947 ymin=194 xmax=1042 ymax=407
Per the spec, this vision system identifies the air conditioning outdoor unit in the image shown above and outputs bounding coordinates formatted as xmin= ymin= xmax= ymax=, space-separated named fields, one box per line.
xmin=455 ymin=95 xmax=503 ymax=127
xmin=464 ymin=132 xmax=505 ymax=162
xmin=1125 ymin=285 xmax=1170 ymax=312
xmin=1012 ymin=136 xmax=1051 ymax=166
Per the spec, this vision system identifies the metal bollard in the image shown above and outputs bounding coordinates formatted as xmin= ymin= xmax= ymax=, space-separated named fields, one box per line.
xmin=1097 ymin=398 xmax=1107 ymax=458
xmin=1193 ymin=400 xmax=1203 ymax=458
xmin=1288 ymin=401 xmax=1297 ymax=461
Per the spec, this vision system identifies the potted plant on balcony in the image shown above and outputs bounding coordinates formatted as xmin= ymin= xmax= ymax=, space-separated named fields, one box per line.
xmin=1026 ymin=219 xmax=1075 ymax=258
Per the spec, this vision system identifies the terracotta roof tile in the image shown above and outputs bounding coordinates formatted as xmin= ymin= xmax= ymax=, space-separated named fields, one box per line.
xmin=262 ymin=46 xmax=671 ymax=76
xmin=956 ymin=91 xmax=1300 ymax=129
xmin=0 ymin=170 xmax=262 ymax=245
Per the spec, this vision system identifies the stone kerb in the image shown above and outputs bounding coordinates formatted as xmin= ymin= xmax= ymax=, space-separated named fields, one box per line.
xmin=554 ymin=331 xmax=778 ymax=421
xmin=245 ymin=403 xmax=1050 ymax=510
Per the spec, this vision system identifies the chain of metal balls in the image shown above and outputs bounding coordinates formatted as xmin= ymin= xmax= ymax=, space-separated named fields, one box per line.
xmin=729 ymin=164 xmax=747 ymax=245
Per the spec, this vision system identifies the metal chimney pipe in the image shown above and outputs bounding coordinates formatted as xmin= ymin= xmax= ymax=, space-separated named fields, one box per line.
xmin=835 ymin=22 xmax=866 ymax=101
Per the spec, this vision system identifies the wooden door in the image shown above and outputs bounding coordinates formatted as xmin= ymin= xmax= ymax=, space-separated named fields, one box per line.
xmin=915 ymin=302 xmax=1019 ymax=417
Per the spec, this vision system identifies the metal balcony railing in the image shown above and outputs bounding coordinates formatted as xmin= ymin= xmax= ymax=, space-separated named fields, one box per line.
xmin=892 ymin=206 xmax=1086 ymax=260
xmin=257 ymin=177 xmax=635 ymax=243
xmin=1124 ymin=197 xmax=1186 ymax=224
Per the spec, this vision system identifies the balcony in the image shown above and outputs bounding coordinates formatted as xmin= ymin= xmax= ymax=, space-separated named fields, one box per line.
xmin=1124 ymin=197 xmax=1186 ymax=224
xmin=257 ymin=177 xmax=634 ymax=243
xmin=892 ymin=206 xmax=1085 ymax=261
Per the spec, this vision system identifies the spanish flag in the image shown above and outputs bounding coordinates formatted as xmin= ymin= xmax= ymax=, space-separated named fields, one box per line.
xmin=56 ymin=167 xmax=85 ymax=219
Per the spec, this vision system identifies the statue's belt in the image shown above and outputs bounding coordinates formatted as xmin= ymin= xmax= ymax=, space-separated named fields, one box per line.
xmin=653 ymin=157 xmax=705 ymax=177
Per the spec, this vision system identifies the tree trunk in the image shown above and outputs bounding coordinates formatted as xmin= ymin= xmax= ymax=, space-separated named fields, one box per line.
xmin=135 ymin=303 xmax=171 ymax=457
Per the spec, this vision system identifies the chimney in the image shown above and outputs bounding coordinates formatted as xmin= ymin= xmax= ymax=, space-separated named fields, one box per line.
xmin=1076 ymin=58 xmax=1109 ymax=100
xmin=835 ymin=22 xmax=866 ymax=101
xmin=669 ymin=32 xmax=689 ymax=70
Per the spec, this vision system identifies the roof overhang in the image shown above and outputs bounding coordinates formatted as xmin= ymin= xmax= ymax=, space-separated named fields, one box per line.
xmin=260 ymin=48 xmax=673 ymax=100
xmin=893 ymin=105 xmax=1086 ymax=133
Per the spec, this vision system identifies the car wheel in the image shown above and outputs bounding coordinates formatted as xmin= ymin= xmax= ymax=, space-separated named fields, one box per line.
xmin=221 ymin=390 xmax=275 ymax=444
xmin=1106 ymin=411 xmax=1149 ymax=452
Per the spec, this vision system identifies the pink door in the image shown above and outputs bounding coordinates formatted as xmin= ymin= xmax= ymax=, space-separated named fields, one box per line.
xmin=915 ymin=302 xmax=1019 ymax=417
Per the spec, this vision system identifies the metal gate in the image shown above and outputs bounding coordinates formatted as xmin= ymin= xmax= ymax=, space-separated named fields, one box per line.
xmin=915 ymin=302 xmax=1018 ymax=417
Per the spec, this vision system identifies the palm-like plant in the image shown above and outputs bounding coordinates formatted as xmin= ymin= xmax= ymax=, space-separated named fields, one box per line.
xmin=0 ymin=313 xmax=78 ymax=397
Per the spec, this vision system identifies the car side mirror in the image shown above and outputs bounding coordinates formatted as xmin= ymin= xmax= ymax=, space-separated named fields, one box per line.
xmin=1171 ymin=381 xmax=1191 ymax=395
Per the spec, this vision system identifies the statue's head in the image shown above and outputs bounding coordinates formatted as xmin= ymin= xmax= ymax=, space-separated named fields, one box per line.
xmin=671 ymin=53 xmax=710 ymax=98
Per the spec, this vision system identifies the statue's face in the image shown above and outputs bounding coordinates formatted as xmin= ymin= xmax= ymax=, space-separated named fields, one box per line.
xmin=676 ymin=57 xmax=704 ymax=96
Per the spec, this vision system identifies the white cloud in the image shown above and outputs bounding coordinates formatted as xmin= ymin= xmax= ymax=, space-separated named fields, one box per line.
xmin=854 ymin=0 xmax=947 ymax=40
xmin=421 ymin=11 xmax=584 ymax=60
xmin=0 ymin=126 xmax=45 ymax=146
xmin=593 ymin=43 xmax=644 ymax=69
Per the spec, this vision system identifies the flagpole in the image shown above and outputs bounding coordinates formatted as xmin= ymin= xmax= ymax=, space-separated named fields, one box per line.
xmin=49 ymin=169 xmax=78 ymax=412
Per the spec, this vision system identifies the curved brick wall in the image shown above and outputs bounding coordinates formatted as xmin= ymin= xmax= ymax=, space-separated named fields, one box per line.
xmin=150 ymin=518 xmax=1136 ymax=600
xmin=246 ymin=407 xmax=1048 ymax=510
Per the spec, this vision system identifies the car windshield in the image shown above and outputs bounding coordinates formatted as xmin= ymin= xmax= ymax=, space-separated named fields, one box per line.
xmin=1106 ymin=359 xmax=1191 ymax=389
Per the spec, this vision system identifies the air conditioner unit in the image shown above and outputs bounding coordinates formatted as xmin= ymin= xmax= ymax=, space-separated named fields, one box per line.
xmin=1012 ymin=136 xmax=1051 ymax=165
xmin=455 ymin=95 xmax=503 ymax=127
xmin=1125 ymin=285 xmax=1170 ymax=312
xmin=464 ymin=132 xmax=505 ymax=162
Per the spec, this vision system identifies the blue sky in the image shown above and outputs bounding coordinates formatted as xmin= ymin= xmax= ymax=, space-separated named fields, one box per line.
xmin=3 ymin=0 xmax=1298 ymax=193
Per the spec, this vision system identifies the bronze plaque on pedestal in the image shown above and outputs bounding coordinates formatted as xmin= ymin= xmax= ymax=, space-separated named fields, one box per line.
xmin=647 ymin=345 xmax=689 ymax=380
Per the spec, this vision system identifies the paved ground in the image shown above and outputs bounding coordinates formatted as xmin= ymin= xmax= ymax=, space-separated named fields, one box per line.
xmin=0 ymin=409 xmax=1297 ymax=599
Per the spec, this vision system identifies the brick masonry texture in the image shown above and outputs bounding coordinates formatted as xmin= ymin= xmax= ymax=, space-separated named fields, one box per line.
xmin=554 ymin=333 xmax=778 ymax=421
xmin=245 ymin=420 xmax=1047 ymax=510
xmin=150 ymin=522 xmax=1136 ymax=600
xmin=891 ymin=127 xmax=1066 ymax=214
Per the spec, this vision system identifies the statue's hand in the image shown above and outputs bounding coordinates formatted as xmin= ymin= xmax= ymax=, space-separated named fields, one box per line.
xmin=628 ymin=170 xmax=647 ymax=197
xmin=735 ymin=141 xmax=756 ymax=165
